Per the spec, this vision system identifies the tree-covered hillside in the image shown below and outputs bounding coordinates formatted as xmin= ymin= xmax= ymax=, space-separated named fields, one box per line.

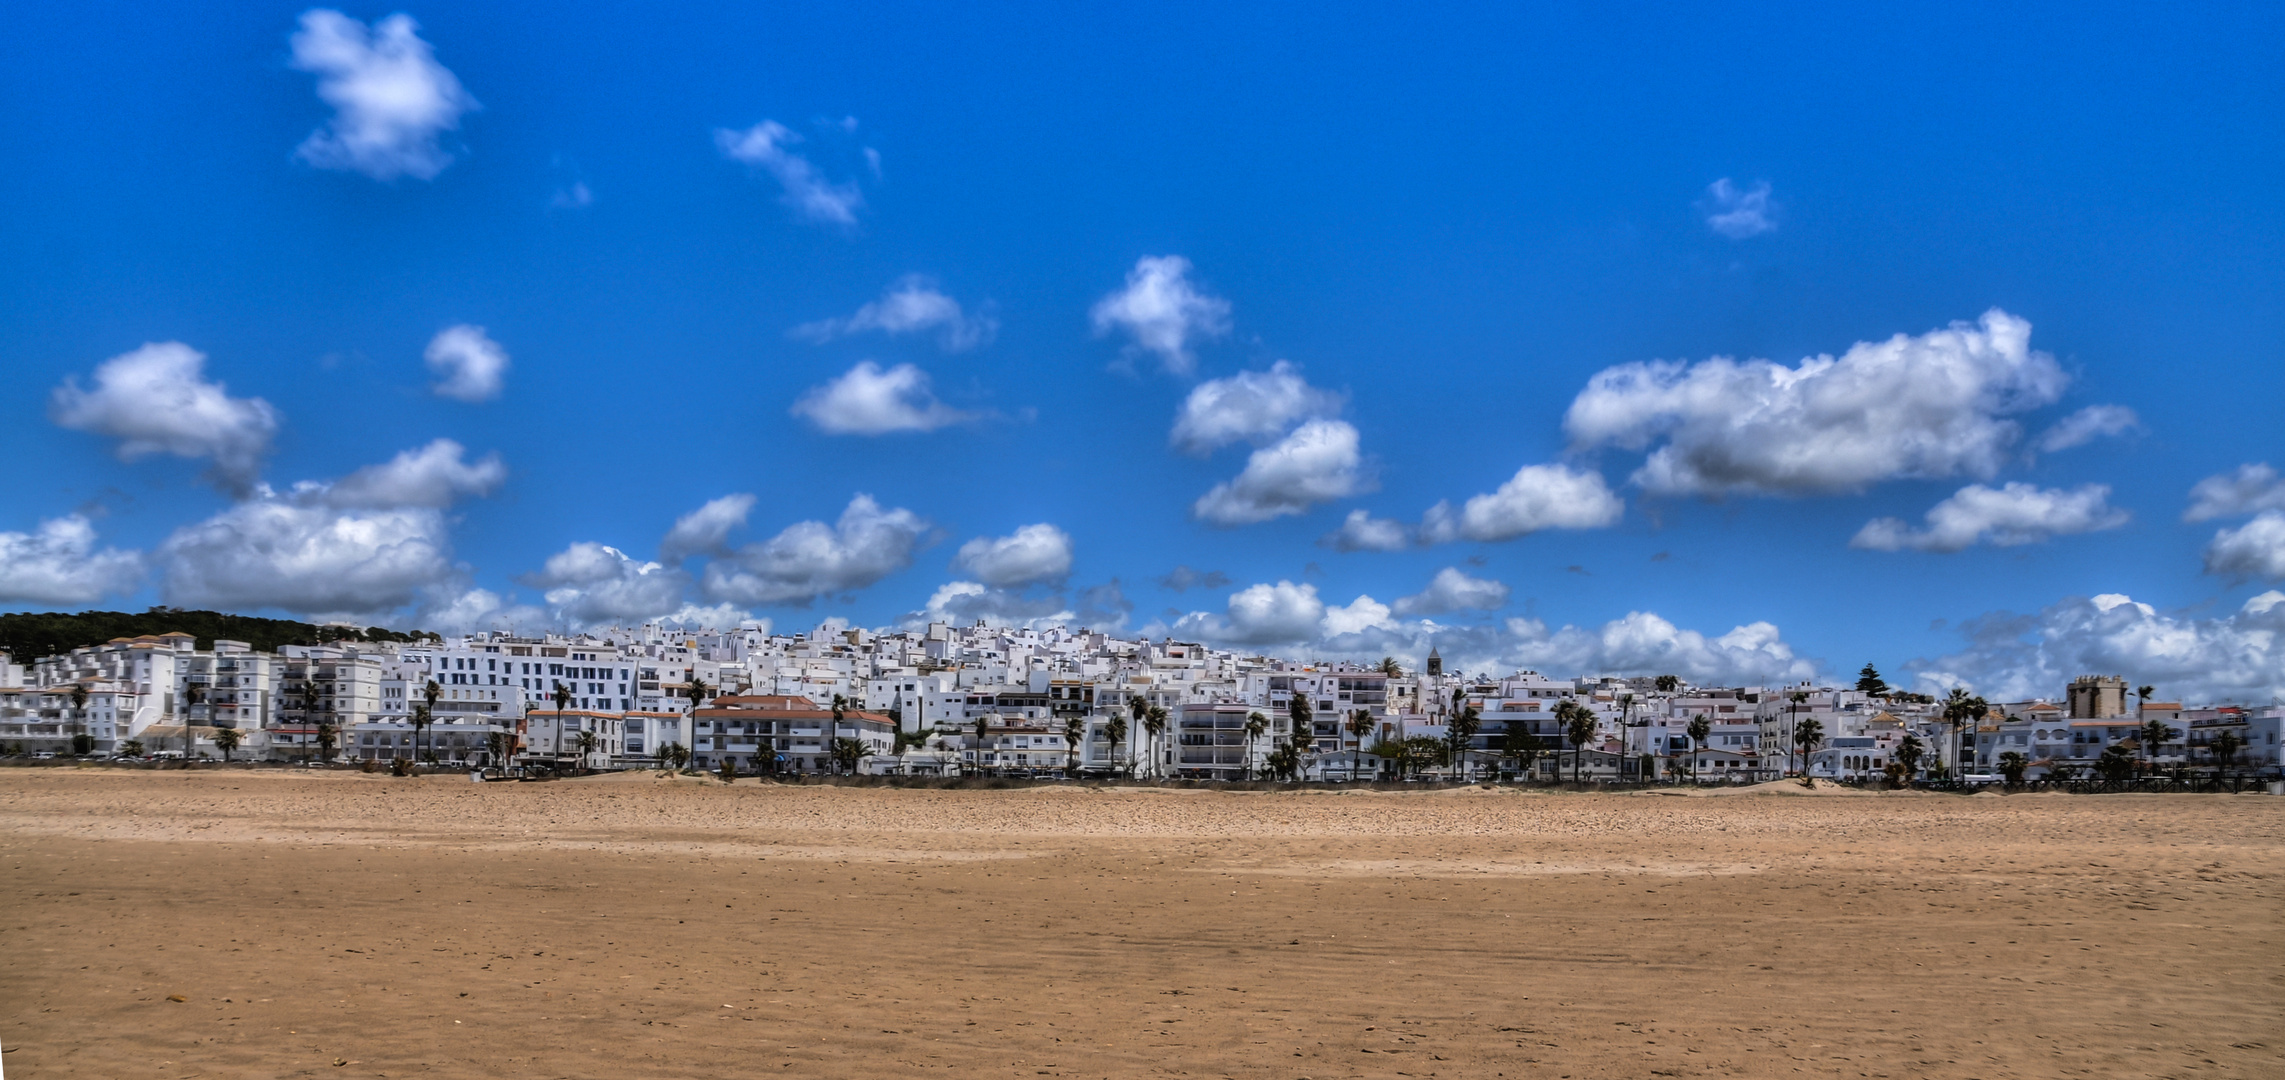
xmin=0 ymin=608 xmax=435 ymax=664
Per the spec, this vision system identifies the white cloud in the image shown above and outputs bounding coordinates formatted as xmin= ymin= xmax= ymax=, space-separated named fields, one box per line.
xmin=0 ymin=516 xmax=145 ymax=605
xmin=2036 ymin=404 xmax=2139 ymax=453
xmin=424 ymin=325 xmax=509 ymax=403
xmin=714 ymin=120 xmax=863 ymax=225
xmin=2204 ymin=511 xmax=2285 ymax=581
xmin=1178 ymin=580 xmax=1326 ymax=645
xmin=153 ymin=443 xmax=503 ymax=619
xmin=1508 ymin=612 xmax=1816 ymax=685
xmin=792 ymin=277 xmax=996 ymax=351
xmin=2185 ymin=463 xmax=2285 ymax=522
xmin=701 ymin=495 xmax=928 ymax=607
xmin=904 ymin=581 xmax=1075 ymax=630
xmin=1565 ymin=309 xmax=2069 ymax=496
xmin=1704 ymin=178 xmax=1776 ymax=239
xmin=327 ymin=439 xmax=505 ymax=508
xmin=1193 ymin=419 xmax=1372 ymax=525
xmin=50 ymin=342 xmax=281 ymax=494
xmin=418 ymin=586 xmax=546 ymax=636
xmin=1393 ymin=567 xmax=1511 ymax=616
xmin=1419 ymin=464 xmax=1623 ymax=543
xmin=289 ymin=9 xmax=476 ymax=182
xmin=1851 ymin=483 xmax=2129 ymax=553
xmin=1169 ymin=361 xmax=1342 ymax=454
xmin=1321 ymin=594 xmax=1397 ymax=637
xmin=1910 ymin=590 xmax=2285 ymax=705
xmin=791 ymin=361 xmax=973 ymax=435
xmin=660 ymin=494 xmax=756 ymax=564
xmin=952 ymin=524 xmax=1074 ymax=587
xmin=522 ymin=542 xmax=693 ymax=629
xmin=1089 ymin=255 xmax=1231 ymax=376
xmin=1319 ymin=508 xmax=1413 ymax=552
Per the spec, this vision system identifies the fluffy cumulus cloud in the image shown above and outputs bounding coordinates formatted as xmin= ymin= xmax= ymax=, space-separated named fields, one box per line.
xmin=701 ymin=495 xmax=928 ymax=607
xmin=715 ymin=120 xmax=863 ymax=225
xmin=791 ymin=361 xmax=972 ymax=434
xmin=0 ymin=516 xmax=145 ymax=605
xmin=1506 ymin=612 xmax=1816 ymax=685
xmin=1319 ymin=509 xmax=1413 ymax=552
xmin=904 ymin=581 xmax=1076 ymax=630
xmin=521 ymin=542 xmax=694 ymax=628
xmin=152 ymin=441 xmax=505 ymax=620
xmin=1090 ymin=255 xmax=1231 ymax=376
xmin=2184 ymin=463 xmax=2285 ymax=522
xmin=2036 ymin=404 xmax=2139 ymax=453
xmin=1172 ymin=580 xmax=1326 ymax=645
xmin=1703 ymin=178 xmax=1776 ymax=238
xmin=1169 ymin=362 xmax=1342 ymax=454
xmin=1420 ymin=464 xmax=1623 ymax=543
xmin=424 ymin=325 xmax=509 ymax=403
xmin=327 ymin=439 xmax=506 ymax=508
xmin=289 ymin=9 xmax=476 ymax=181
xmin=1851 ymin=483 xmax=2129 ymax=553
xmin=1192 ymin=420 xmax=1372 ymax=525
xmin=2204 ymin=512 xmax=2285 ymax=581
xmin=50 ymin=342 xmax=280 ymax=494
xmin=660 ymin=493 xmax=757 ymax=564
xmin=1911 ymin=591 xmax=2285 ymax=704
xmin=952 ymin=524 xmax=1074 ymax=588
xmin=1565 ymin=309 xmax=2069 ymax=496
xmin=792 ymin=277 xmax=995 ymax=351
xmin=1320 ymin=594 xmax=1398 ymax=637
xmin=1393 ymin=567 xmax=1510 ymax=616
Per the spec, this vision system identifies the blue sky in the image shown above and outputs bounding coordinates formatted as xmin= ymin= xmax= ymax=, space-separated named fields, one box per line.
xmin=3 ymin=2 xmax=2281 ymax=701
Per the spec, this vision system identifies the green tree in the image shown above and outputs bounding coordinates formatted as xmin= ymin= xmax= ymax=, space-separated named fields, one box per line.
xmin=1895 ymin=733 xmax=1926 ymax=782
xmin=2136 ymin=684 xmax=2155 ymax=713
xmin=1502 ymin=725 xmax=1545 ymax=783
xmin=830 ymin=737 xmax=870 ymax=774
xmin=680 ymin=674 xmax=712 ymax=773
xmin=1792 ymin=717 xmax=1825 ymax=778
xmin=1101 ymin=713 xmax=1127 ymax=778
xmin=68 ymin=683 xmax=90 ymax=753
xmin=1447 ymin=703 xmax=1482 ymax=782
xmin=409 ymin=703 xmax=433 ymax=766
xmin=717 ymin=754 xmax=738 ymax=784
xmin=1855 ymin=664 xmax=1890 ymax=697
xmin=1128 ymin=695 xmax=1151 ymax=775
xmin=973 ymin=715 xmax=993 ymax=777
xmin=210 ymin=725 xmax=241 ymax=762
xmin=654 ymin=742 xmax=672 ymax=774
xmin=2140 ymin=717 xmax=2171 ymax=771
xmin=420 ymin=679 xmax=442 ymax=762
xmin=1685 ymin=714 xmax=1712 ymax=783
xmin=2209 ymin=730 xmax=2244 ymax=775
xmin=1653 ymin=674 xmax=1680 ymax=693
xmin=315 ymin=721 xmax=337 ymax=764
xmin=1062 ymin=714 xmax=1085 ymax=774
xmin=1285 ymin=693 xmax=1313 ymax=779
xmin=1940 ymin=689 xmax=1988 ymax=777
xmin=2096 ymin=743 xmax=2137 ymax=786
xmin=1244 ymin=711 xmax=1270 ymax=780
xmin=831 ymin=694 xmax=850 ymax=774
xmin=1787 ymin=691 xmax=1811 ymax=775
xmin=1142 ymin=706 xmax=1169 ymax=779
xmin=119 ymin=738 xmax=146 ymax=758
xmin=1378 ymin=656 xmax=1403 ymax=678
xmin=1564 ymin=701 xmax=1601 ymax=784
xmin=1342 ymin=708 xmax=1374 ymax=782
xmin=1996 ymin=750 xmax=2029 ymax=787
xmin=573 ymin=729 xmax=599 ymax=771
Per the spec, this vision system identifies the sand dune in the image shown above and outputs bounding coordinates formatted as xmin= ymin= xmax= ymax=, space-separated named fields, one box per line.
xmin=1 ymin=769 xmax=2278 ymax=1079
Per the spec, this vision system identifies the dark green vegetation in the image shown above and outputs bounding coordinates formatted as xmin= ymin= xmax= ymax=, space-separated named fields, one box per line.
xmin=0 ymin=608 xmax=435 ymax=662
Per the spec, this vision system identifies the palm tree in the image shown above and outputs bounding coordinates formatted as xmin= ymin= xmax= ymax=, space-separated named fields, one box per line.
xmin=1447 ymin=704 xmax=1482 ymax=782
xmin=1566 ymin=702 xmax=1601 ymax=785
xmin=1792 ymin=717 xmax=1824 ymax=779
xmin=1996 ymin=750 xmax=2029 ymax=787
xmin=2140 ymin=717 xmax=2171 ymax=773
xmin=831 ymin=694 xmax=849 ymax=774
xmin=1127 ymin=695 xmax=1151 ymax=776
xmin=1501 ymin=725 xmax=1545 ymax=783
xmin=1940 ymin=688 xmax=1988 ymax=778
xmin=1102 ymin=713 xmax=1127 ymax=778
xmin=1286 ymin=693 xmax=1314 ymax=771
xmin=2137 ymin=684 xmax=2155 ymax=714
xmin=421 ymin=679 xmax=442 ymax=762
xmin=1653 ymin=674 xmax=1680 ymax=693
xmin=120 ymin=739 xmax=146 ymax=758
xmin=1244 ymin=711 xmax=1270 ymax=780
xmin=551 ymin=681 xmax=574 ymax=767
xmin=67 ymin=683 xmax=90 ymax=755
xmin=211 ymin=726 xmax=241 ymax=762
xmin=315 ymin=722 xmax=337 ymax=764
xmin=1895 ymin=733 xmax=1926 ymax=783
xmin=573 ymin=729 xmax=599 ymax=772
xmin=1685 ymin=714 xmax=1712 ymax=784
xmin=1342 ymin=709 xmax=1373 ymax=782
xmin=972 ymin=715 xmax=992 ymax=777
xmin=681 ymin=674 xmax=712 ymax=773
xmin=1142 ymin=706 xmax=1169 ymax=780
xmin=1062 ymin=714 xmax=1084 ymax=775
xmin=1786 ymin=691 xmax=1809 ymax=776
xmin=300 ymin=681 xmax=325 ymax=762
xmin=2210 ymin=730 xmax=2244 ymax=777
xmin=1378 ymin=657 xmax=1403 ymax=679
xmin=408 ymin=703 xmax=432 ymax=767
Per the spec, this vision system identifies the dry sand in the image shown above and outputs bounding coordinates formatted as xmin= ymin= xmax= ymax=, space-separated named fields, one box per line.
xmin=0 ymin=769 xmax=2278 ymax=1079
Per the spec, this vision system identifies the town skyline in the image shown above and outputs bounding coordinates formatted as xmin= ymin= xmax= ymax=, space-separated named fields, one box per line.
xmin=3 ymin=5 xmax=2281 ymax=706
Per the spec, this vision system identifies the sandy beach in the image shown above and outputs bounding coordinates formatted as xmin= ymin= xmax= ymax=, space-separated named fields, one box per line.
xmin=0 ymin=769 xmax=2278 ymax=1079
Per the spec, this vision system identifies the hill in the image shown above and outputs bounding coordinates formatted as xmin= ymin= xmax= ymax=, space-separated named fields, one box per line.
xmin=0 ymin=608 xmax=436 ymax=664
